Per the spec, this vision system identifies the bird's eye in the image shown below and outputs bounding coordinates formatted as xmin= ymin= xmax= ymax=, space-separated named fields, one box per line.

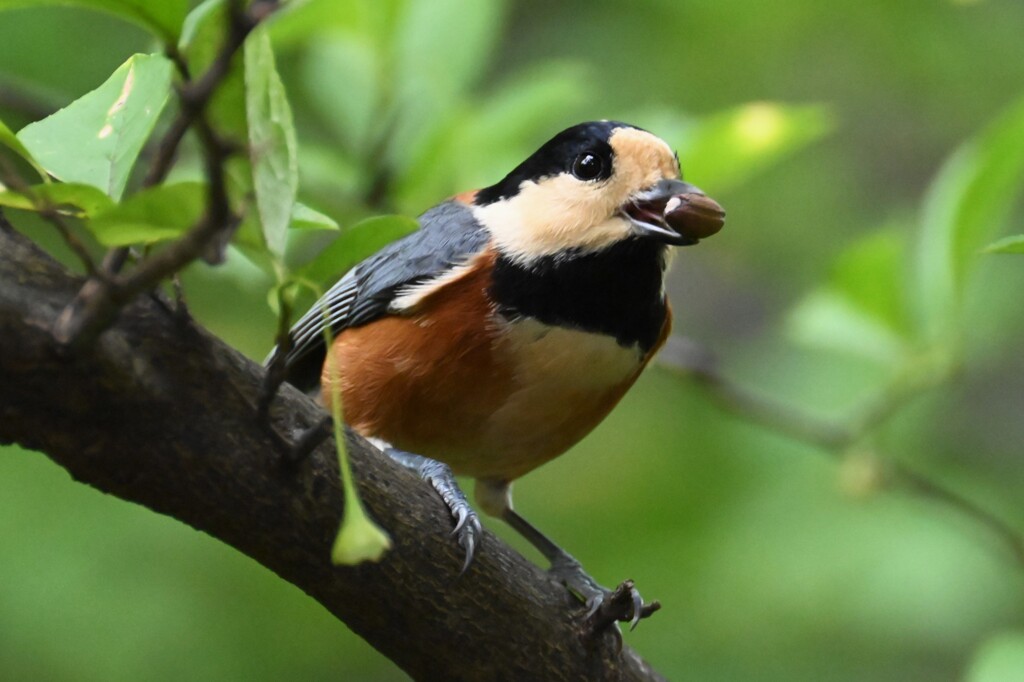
xmin=571 ymin=152 xmax=604 ymax=181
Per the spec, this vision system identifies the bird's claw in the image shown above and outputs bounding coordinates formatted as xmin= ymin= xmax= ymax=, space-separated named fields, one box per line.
xmin=584 ymin=580 xmax=660 ymax=634
xmin=450 ymin=504 xmax=483 ymax=574
xmin=549 ymin=557 xmax=659 ymax=636
xmin=383 ymin=448 xmax=483 ymax=573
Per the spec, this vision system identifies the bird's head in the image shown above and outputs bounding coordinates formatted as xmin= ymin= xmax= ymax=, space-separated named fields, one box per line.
xmin=471 ymin=121 xmax=725 ymax=262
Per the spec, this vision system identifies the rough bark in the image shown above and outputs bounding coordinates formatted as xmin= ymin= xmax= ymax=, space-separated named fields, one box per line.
xmin=0 ymin=216 xmax=666 ymax=682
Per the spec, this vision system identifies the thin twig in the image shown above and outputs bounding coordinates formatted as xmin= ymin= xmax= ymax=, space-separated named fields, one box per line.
xmin=0 ymin=156 xmax=98 ymax=275
xmin=53 ymin=0 xmax=279 ymax=349
xmin=659 ymin=336 xmax=852 ymax=450
xmin=888 ymin=462 xmax=1024 ymax=568
xmin=657 ymin=335 xmax=1024 ymax=572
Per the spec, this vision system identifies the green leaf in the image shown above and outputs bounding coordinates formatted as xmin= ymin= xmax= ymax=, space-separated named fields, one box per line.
xmin=300 ymin=214 xmax=418 ymax=284
xmin=966 ymin=632 xmax=1024 ymax=682
xmin=233 ymin=202 xmax=337 ymax=272
xmin=245 ymin=27 xmax=298 ymax=259
xmin=387 ymin=0 xmax=502 ymax=172
xmin=0 ymin=116 xmax=47 ymax=179
xmin=87 ymin=182 xmax=204 ymax=246
xmin=230 ymin=240 xmax=276 ymax=277
xmin=179 ymin=0 xmax=249 ymax=142
xmin=322 ymin=345 xmax=391 ymax=566
xmin=179 ymin=0 xmax=227 ymax=73
xmin=913 ymin=95 xmax=1024 ymax=342
xmin=397 ymin=62 xmax=587 ymax=207
xmin=830 ymin=229 xmax=911 ymax=336
xmin=787 ymin=289 xmax=910 ymax=367
xmin=301 ymin=36 xmax=380 ymax=156
xmin=786 ymin=228 xmax=912 ymax=366
xmin=16 ymin=53 xmax=174 ymax=200
xmin=983 ymin=234 xmax=1024 ymax=254
xmin=394 ymin=0 xmax=500 ymax=104
xmin=0 ymin=181 xmax=115 ymax=216
xmin=267 ymin=0 xmax=366 ymax=50
xmin=391 ymin=63 xmax=587 ymax=210
xmin=0 ymin=0 xmax=188 ymax=44
xmin=291 ymin=202 xmax=338 ymax=230
xmin=230 ymin=200 xmax=335 ymax=276
xmin=330 ymin=484 xmax=392 ymax=565
xmin=672 ymin=102 xmax=835 ymax=192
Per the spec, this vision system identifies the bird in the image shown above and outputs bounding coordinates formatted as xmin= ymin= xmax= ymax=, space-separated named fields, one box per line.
xmin=269 ymin=120 xmax=724 ymax=625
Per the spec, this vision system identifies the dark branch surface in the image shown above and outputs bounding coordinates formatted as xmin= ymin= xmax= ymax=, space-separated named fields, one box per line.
xmin=0 ymin=218 xmax=665 ymax=682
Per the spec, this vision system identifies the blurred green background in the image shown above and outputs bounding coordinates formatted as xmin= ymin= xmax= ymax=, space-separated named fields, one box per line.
xmin=3 ymin=0 xmax=1024 ymax=680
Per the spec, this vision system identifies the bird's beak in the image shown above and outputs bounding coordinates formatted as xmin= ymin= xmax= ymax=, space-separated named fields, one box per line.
xmin=621 ymin=179 xmax=725 ymax=246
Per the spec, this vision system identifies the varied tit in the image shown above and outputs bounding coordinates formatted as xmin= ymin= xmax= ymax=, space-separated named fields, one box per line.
xmin=270 ymin=121 xmax=724 ymax=623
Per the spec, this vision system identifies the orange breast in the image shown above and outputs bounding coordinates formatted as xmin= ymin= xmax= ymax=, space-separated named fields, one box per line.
xmin=323 ymin=250 xmax=671 ymax=482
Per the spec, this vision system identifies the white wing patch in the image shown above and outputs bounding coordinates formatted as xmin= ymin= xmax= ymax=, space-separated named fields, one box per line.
xmin=388 ymin=257 xmax=483 ymax=314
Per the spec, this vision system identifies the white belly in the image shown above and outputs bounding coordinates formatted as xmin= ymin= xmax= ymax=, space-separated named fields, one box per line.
xmin=470 ymin=318 xmax=645 ymax=479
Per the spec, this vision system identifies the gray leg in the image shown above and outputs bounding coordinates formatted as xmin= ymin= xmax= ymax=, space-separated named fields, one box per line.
xmin=382 ymin=445 xmax=483 ymax=573
xmin=476 ymin=479 xmax=654 ymax=631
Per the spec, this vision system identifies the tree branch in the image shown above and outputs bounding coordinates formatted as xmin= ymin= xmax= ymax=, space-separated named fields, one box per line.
xmin=657 ymin=336 xmax=1024 ymax=572
xmin=0 ymin=217 xmax=665 ymax=681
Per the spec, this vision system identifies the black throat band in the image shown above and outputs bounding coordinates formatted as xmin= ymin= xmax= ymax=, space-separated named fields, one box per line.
xmin=489 ymin=239 xmax=669 ymax=353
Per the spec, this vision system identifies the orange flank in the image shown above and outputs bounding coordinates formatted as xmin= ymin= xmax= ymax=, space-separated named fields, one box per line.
xmin=324 ymin=249 xmax=672 ymax=482
xmin=452 ymin=189 xmax=479 ymax=205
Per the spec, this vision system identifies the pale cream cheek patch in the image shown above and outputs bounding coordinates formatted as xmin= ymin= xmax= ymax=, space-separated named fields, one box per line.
xmin=476 ymin=127 xmax=681 ymax=261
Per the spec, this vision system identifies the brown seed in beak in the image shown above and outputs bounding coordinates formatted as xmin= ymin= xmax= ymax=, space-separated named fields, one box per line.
xmin=664 ymin=193 xmax=725 ymax=241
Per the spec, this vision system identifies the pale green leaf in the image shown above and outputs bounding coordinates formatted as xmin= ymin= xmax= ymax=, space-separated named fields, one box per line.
xmin=457 ymin=63 xmax=587 ymax=177
xmin=394 ymin=0 xmax=500 ymax=104
xmin=966 ymin=632 xmax=1024 ymax=682
xmin=179 ymin=0 xmax=248 ymax=141
xmin=87 ymin=182 xmax=204 ymax=246
xmin=267 ymin=0 xmax=366 ymax=50
xmin=17 ymin=53 xmax=173 ymax=200
xmin=210 ymin=67 xmax=249 ymax=144
xmin=331 ymin=492 xmax=392 ymax=565
xmin=387 ymin=0 xmax=502 ymax=173
xmin=0 ymin=182 xmax=114 ymax=216
xmin=301 ymin=36 xmax=380 ymax=156
xmin=786 ymin=228 xmax=913 ymax=366
xmin=291 ymin=202 xmax=338 ymax=230
xmin=672 ymin=102 xmax=835 ymax=192
xmin=245 ymin=27 xmax=298 ymax=259
xmin=829 ymin=228 xmax=912 ymax=336
xmin=230 ymin=198 xmax=340 ymax=277
xmin=325 ymin=347 xmax=391 ymax=565
xmin=0 ymin=116 xmax=47 ymax=179
xmin=0 ymin=0 xmax=188 ymax=43
xmin=297 ymin=142 xmax=361 ymax=199
xmin=300 ymin=214 xmax=418 ymax=284
xmin=787 ymin=289 xmax=910 ymax=367
xmin=230 ymin=240 xmax=276 ymax=277
xmin=983 ymin=234 xmax=1024 ymax=254
xmin=396 ymin=62 xmax=587 ymax=206
xmin=913 ymin=95 xmax=1024 ymax=342
xmin=232 ymin=211 xmax=264 ymax=249
xmin=179 ymin=0 xmax=227 ymax=72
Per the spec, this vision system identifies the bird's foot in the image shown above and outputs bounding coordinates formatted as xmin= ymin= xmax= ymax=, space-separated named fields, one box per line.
xmin=550 ymin=554 xmax=660 ymax=638
xmin=276 ymin=415 xmax=332 ymax=467
xmin=385 ymin=447 xmax=483 ymax=572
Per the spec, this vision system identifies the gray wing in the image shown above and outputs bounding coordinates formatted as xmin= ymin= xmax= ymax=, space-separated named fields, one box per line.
xmin=271 ymin=200 xmax=490 ymax=391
